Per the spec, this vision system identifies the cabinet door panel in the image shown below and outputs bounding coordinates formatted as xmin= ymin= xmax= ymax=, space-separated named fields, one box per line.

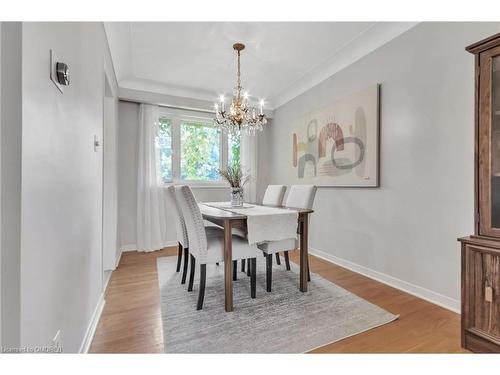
xmin=479 ymin=46 xmax=500 ymax=236
xmin=466 ymin=245 xmax=500 ymax=341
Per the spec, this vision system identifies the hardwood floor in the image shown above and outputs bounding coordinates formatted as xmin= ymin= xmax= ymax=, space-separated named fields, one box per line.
xmin=89 ymin=247 xmax=465 ymax=353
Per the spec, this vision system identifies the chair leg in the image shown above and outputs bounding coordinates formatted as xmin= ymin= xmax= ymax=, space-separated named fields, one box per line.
xmin=246 ymin=258 xmax=251 ymax=276
xmin=176 ymin=242 xmax=182 ymax=272
xmin=250 ymin=258 xmax=256 ymax=298
xmin=188 ymin=254 xmax=196 ymax=292
xmin=233 ymin=260 xmax=237 ymax=281
xmin=241 ymin=259 xmax=246 ymax=272
xmin=307 ymin=256 xmax=311 ymax=281
xmin=266 ymin=254 xmax=272 ymax=292
xmin=196 ymin=264 xmax=207 ymax=310
xmin=181 ymin=247 xmax=189 ymax=284
xmin=284 ymin=251 xmax=291 ymax=271
xmin=275 ymin=252 xmax=281 ymax=265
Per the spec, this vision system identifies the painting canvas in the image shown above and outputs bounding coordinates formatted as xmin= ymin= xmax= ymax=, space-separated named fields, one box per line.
xmin=292 ymin=84 xmax=380 ymax=187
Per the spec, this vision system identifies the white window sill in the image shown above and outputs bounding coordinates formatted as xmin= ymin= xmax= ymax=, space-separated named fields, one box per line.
xmin=162 ymin=182 xmax=230 ymax=189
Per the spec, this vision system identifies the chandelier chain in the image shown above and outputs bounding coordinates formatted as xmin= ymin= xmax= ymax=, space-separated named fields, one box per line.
xmin=237 ymin=50 xmax=241 ymax=91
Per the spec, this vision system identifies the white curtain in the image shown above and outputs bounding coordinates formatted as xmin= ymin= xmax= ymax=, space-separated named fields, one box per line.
xmin=136 ymin=104 xmax=168 ymax=252
xmin=241 ymin=133 xmax=258 ymax=203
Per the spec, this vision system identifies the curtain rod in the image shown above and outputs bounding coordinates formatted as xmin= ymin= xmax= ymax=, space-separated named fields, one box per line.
xmin=119 ymin=97 xmax=216 ymax=115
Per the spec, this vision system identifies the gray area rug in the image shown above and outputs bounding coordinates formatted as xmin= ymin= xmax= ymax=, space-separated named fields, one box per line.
xmin=157 ymin=255 xmax=398 ymax=353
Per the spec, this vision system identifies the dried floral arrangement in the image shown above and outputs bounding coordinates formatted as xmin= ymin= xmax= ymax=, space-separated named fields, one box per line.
xmin=218 ymin=162 xmax=249 ymax=188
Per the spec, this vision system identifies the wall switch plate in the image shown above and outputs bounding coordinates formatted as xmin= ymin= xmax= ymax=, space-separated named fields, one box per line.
xmin=50 ymin=50 xmax=64 ymax=93
xmin=94 ymin=135 xmax=100 ymax=152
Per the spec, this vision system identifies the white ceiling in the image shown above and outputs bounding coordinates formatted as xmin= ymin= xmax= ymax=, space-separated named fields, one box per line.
xmin=105 ymin=22 xmax=417 ymax=109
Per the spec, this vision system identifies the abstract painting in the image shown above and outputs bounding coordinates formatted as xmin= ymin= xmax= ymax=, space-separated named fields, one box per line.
xmin=292 ymin=84 xmax=380 ymax=187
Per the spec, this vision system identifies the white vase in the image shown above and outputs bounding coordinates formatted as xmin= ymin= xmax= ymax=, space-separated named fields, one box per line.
xmin=230 ymin=187 xmax=244 ymax=207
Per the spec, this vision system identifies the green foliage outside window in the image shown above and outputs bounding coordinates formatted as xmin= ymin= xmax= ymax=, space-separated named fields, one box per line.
xmin=228 ymin=132 xmax=240 ymax=167
xmin=157 ymin=118 xmax=172 ymax=183
xmin=181 ymin=121 xmax=221 ymax=181
xmin=156 ymin=117 xmax=241 ymax=183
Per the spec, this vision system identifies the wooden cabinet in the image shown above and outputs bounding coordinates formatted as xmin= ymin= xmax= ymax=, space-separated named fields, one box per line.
xmin=459 ymin=33 xmax=500 ymax=353
xmin=460 ymin=239 xmax=500 ymax=352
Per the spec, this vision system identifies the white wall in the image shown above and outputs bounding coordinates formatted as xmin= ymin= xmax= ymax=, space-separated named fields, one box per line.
xmin=19 ymin=22 xmax=117 ymax=352
xmin=117 ymin=100 xmax=140 ymax=249
xmin=1 ymin=22 xmax=22 ymax=348
xmin=266 ymin=22 xmax=500 ymax=312
xmin=0 ymin=21 xmax=2 ymax=347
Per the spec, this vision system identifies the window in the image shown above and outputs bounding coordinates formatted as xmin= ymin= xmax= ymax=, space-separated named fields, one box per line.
xmin=157 ymin=118 xmax=172 ymax=184
xmin=180 ymin=121 xmax=220 ymax=181
xmin=156 ymin=109 xmax=240 ymax=185
xmin=228 ymin=132 xmax=241 ymax=167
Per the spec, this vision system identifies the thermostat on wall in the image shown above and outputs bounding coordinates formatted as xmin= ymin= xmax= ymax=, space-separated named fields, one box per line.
xmin=50 ymin=49 xmax=64 ymax=93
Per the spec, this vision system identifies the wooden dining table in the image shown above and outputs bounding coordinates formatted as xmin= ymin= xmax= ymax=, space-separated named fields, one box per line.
xmin=199 ymin=203 xmax=314 ymax=312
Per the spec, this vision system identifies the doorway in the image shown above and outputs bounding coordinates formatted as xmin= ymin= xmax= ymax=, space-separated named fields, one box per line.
xmin=102 ymin=71 xmax=118 ymax=289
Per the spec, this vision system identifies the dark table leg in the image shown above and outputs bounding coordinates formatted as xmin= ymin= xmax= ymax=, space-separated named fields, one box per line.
xmin=223 ymin=220 xmax=233 ymax=312
xmin=299 ymin=214 xmax=309 ymax=292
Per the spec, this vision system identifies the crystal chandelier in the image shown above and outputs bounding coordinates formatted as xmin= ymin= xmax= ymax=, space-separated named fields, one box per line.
xmin=214 ymin=43 xmax=267 ymax=136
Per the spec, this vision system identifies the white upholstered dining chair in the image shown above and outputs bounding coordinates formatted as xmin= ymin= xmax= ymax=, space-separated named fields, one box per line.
xmin=166 ymin=186 xmax=221 ymax=285
xmin=166 ymin=186 xmax=190 ymax=284
xmin=176 ymin=185 xmax=260 ymax=310
xmin=262 ymin=185 xmax=287 ymax=206
xmin=257 ymin=184 xmax=317 ymax=292
xmin=241 ymin=184 xmax=287 ymax=274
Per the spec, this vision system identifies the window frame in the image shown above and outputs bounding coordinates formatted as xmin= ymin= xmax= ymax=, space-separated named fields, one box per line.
xmin=158 ymin=107 xmax=232 ymax=187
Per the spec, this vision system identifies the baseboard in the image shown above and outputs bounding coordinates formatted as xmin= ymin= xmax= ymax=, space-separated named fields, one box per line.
xmin=103 ymin=270 xmax=113 ymax=294
xmin=120 ymin=241 xmax=178 ymax=253
xmin=79 ymin=293 xmax=105 ymax=353
xmin=115 ymin=249 xmax=123 ymax=268
xmin=120 ymin=244 xmax=137 ymax=252
xmin=309 ymin=247 xmax=461 ymax=314
xmin=162 ymin=241 xmax=178 ymax=248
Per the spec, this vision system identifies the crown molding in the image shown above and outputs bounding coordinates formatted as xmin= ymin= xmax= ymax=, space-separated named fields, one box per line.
xmin=119 ymin=77 xmax=275 ymax=110
xmin=270 ymin=22 xmax=419 ymax=109
xmin=118 ymin=85 xmax=275 ymax=118
xmin=119 ymin=78 xmax=217 ymax=102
